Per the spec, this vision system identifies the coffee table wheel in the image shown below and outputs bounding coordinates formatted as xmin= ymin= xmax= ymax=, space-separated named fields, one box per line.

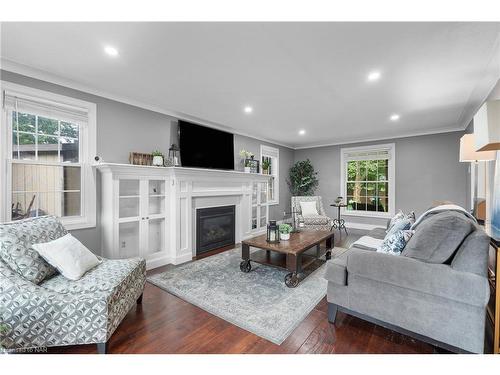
xmin=325 ymin=251 xmax=332 ymax=260
xmin=285 ymin=272 xmax=299 ymax=288
xmin=240 ymin=260 xmax=252 ymax=273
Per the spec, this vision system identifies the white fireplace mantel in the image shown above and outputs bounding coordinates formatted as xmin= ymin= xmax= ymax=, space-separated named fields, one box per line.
xmin=97 ymin=163 xmax=271 ymax=269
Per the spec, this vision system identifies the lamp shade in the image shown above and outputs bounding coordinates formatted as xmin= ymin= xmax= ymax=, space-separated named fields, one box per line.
xmin=459 ymin=134 xmax=496 ymax=162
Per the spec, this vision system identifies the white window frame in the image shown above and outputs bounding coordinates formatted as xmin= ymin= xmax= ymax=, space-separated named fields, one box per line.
xmin=260 ymin=144 xmax=279 ymax=206
xmin=340 ymin=143 xmax=395 ymax=219
xmin=1 ymin=81 xmax=97 ymax=230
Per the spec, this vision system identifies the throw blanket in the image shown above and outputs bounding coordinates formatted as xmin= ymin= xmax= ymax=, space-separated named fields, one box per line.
xmin=350 ymin=235 xmax=384 ymax=250
xmin=411 ymin=204 xmax=476 ymax=229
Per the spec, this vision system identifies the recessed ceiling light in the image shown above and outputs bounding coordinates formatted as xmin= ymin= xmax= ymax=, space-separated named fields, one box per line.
xmin=390 ymin=114 xmax=400 ymax=121
xmin=244 ymin=106 xmax=253 ymax=114
xmin=367 ymin=71 xmax=381 ymax=82
xmin=104 ymin=45 xmax=119 ymax=57
xmin=299 ymin=130 xmax=306 ymax=135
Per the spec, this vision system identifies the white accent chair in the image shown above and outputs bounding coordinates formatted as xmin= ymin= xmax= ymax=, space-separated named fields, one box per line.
xmin=291 ymin=196 xmax=333 ymax=231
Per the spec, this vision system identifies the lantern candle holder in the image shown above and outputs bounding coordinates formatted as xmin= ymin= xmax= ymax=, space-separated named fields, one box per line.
xmin=168 ymin=144 xmax=180 ymax=166
xmin=266 ymin=220 xmax=280 ymax=244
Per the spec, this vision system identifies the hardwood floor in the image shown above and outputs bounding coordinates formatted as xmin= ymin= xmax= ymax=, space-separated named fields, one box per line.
xmin=49 ymin=229 xmax=438 ymax=354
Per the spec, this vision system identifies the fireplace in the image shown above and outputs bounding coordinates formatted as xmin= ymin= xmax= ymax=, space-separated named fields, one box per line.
xmin=196 ymin=205 xmax=236 ymax=255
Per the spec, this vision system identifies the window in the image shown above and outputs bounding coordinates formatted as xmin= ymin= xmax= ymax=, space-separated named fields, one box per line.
xmin=1 ymin=82 xmax=96 ymax=229
xmin=260 ymin=145 xmax=279 ymax=205
xmin=340 ymin=144 xmax=395 ymax=218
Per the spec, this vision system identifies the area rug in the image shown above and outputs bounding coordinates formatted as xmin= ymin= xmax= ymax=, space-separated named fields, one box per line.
xmin=147 ymin=248 xmax=328 ymax=344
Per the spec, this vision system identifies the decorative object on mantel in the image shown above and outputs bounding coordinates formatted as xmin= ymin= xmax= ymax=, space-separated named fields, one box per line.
xmin=266 ymin=220 xmax=280 ymax=243
xmin=239 ymin=149 xmax=254 ymax=173
xmin=129 ymin=152 xmax=153 ymax=166
xmin=163 ymin=158 xmax=174 ymax=167
xmin=168 ymin=144 xmax=180 ymax=166
xmin=246 ymin=156 xmax=260 ymax=174
xmin=262 ymin=157 xmax=271 ymax=175
xmin=287 ymin=159 xmax=319 ymax=196
xmin=279 ymin=223 xmax=292 ymax=240
xmin=151 ymin=150 xmax=164 ymax=167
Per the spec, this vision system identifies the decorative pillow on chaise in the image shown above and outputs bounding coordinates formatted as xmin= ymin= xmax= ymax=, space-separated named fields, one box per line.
xmin=33 ymin=233 xmax=101 ymax=281
xmin=0 ymin=216 xmax=67 ymax=284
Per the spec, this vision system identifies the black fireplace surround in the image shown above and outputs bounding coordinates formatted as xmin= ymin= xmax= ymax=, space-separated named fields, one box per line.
xmin=196 ymin=205 xmax=236 ymax=255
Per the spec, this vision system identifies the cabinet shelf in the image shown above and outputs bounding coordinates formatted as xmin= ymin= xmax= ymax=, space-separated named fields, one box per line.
xmin=120 ymin=195 xmax=140 ymax=199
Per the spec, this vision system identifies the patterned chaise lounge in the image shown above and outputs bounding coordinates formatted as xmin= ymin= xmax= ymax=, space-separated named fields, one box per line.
xmin=0 ymin=216 xmax=146 ymax=354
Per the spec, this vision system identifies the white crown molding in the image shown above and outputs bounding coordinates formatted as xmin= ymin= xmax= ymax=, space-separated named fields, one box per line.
xmin=293 ymin=126 xmax=465 ymax=150
xmin=0 ymin=58 xmax=295 ymax=150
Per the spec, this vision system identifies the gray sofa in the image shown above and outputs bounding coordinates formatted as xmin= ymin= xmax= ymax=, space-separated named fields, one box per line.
xmin=0 ymin=216 xmax=146 ymax=353
xmin=324 ymin=210 xmax=490 ymax=353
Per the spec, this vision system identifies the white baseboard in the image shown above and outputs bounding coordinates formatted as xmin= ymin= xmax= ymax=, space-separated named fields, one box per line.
xmin=146 ymin=256 xmax=173 ymax=271
xmin=344 ymin=222 xmax=385 ymax=231
xmin=172 ymin=253 xmax=193 ymax=265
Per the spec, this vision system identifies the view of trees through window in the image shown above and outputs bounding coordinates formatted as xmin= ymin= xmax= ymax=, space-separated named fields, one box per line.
xmin=346 ymin=159 xmax=388 ymax=212
xmin=11 ymin=111 xmax=81 ymax=220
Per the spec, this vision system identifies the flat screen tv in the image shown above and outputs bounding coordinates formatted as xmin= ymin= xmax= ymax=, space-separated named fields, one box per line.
xmin=179 ymin=120 xmax=234 ymax=170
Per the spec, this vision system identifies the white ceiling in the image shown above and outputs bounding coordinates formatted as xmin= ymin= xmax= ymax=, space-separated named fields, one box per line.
xmin=1 ymin=22 xmax=500 ymax=149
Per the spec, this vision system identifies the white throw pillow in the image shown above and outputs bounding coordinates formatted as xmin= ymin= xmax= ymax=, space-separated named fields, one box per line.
xmin=300 ymin=201 xmax=319 ymax=217
xmin=32 ymin=233 xmax=101 ymax=281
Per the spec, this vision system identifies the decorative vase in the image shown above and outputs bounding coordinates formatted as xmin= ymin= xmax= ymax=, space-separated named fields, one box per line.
xmin=244 ymin=166 xmax=251 ymax=173
xmin=280 ymin=232 xmax=290 ymax=241
xmin=152 ymin=156 xmax=164 ymax=166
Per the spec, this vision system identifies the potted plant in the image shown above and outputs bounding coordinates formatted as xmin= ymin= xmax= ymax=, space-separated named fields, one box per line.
xmin=279 ymin=223 xmax=292 ymax=240
xmin=151 ymin=150 xmax=164 ymax=167
xmin=262 ymin=158 xmax=271 ymax=175
xmin=287 ymin=159 xmax=319 ymax=196
xmin=239 ymin=149 xmax=254 ymax=173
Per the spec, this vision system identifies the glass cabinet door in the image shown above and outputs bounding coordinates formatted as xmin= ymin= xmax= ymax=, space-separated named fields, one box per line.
xmin=145 ymin=218 xmax=165 ymax=256
xmin=118 ymin=221 xmax=140 ymax=259
xmin=119 ymin=179 xmax=140 ymax=218
xmin=148 ymin=180 xmax=166 ymax=216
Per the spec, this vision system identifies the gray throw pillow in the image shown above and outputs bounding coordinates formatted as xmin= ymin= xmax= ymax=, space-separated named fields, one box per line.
xmin=0 ymin=216 xmax=68 ymax=284
xmin=402 ymin=211 xmax=474 ymax=264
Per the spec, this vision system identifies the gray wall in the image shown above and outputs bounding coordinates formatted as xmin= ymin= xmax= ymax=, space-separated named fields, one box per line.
xmin=1 ymin=70 xmax=294 ymax=251
xmin=294 ymin=131 xmax=468 ymax=227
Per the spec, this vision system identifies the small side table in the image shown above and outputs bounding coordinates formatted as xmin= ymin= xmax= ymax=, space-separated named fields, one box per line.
xmin=330 ymin=203 xmax=348 ymax=234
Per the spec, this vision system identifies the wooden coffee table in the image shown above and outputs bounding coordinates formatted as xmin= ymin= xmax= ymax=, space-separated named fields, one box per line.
xmin=240 ymin=230 xmax=334 ymax=288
